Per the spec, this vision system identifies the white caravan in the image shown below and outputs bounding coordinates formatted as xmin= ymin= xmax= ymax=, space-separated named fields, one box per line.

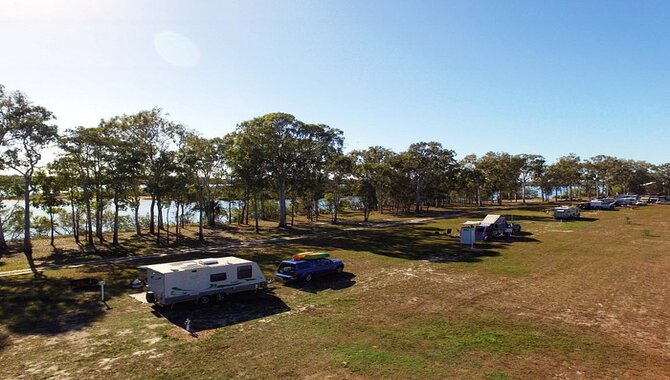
xmin=554 ymin=206 xmax=580 ymax=220
xmin=141 ymin=257 xmax=267 ymax=306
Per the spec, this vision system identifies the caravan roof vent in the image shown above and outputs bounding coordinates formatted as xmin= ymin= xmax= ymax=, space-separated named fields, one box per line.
xmin=199 ymin=259 xmax=219 ymax=265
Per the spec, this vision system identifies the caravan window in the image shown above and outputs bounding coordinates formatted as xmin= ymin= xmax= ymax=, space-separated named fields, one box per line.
xmin=237 ymin=265 xmax=253 ymax=279
xmin=210 ymin=273 xmax=227 ymax=282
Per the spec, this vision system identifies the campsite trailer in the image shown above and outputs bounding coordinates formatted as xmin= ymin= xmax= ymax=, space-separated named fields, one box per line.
xmin=460 ymin=215 xmax=519 ymax=243
xmin=141 ymin=257 xmax=267 ymax=306
xmin=479 ymin=214 xmax=513 ymax=238
xmin=554 ymin=206 xmax=580 ymax=220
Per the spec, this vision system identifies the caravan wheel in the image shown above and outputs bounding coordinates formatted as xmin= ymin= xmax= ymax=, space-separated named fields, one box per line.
xmin=199 ymin=296 xmax=210 ymax=305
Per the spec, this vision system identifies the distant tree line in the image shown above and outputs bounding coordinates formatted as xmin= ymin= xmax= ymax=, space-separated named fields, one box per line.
xmin=1 ymin=84 xmax=669 ymax=273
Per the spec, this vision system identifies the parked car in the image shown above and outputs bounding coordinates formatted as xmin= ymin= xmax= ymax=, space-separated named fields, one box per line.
xmin=577 ymin=202 xmax=592 ymax=210
xmin=589 ymin=200 xmax=616 ymax=210
xmin=276 ymin=257 xmax=344 ymax=282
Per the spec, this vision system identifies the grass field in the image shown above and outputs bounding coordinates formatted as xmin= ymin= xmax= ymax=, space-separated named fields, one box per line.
xmin=0 ymin=205 xmax=669 ymax=379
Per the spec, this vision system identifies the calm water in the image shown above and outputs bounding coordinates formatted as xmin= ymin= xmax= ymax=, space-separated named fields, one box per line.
xmin=0 ymin=198 xmax=239 ymax=240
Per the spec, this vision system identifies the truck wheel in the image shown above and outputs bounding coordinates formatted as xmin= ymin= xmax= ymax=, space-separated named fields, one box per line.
xmin=146 ymin=292 xmax=156 ymax=303
xmin=199 ymin=296 xmax=210 ymax=305
xmin=336 ymin=266 xmax=344 ymax=274
xmin=304 ymin=273 xmax=313 ymax=282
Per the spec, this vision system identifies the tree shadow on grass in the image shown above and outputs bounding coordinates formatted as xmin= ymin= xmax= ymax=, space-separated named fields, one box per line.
xmin=294 ymin=224 xmax=515 ymax=263
xmin=279 ymin=272 xmax=357 ymax=294
xmin=151 ymin=291 xmax=290 ymax=333
xmin=0 ymin=332 xmax=7 ymax=353
xmin=0 ymin=275 xmax=105 ymax=336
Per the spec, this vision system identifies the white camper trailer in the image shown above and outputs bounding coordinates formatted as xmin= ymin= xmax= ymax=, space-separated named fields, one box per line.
xmin=141 ymin=257 xmax=267 ymax=306
xmin=554 ymin=206 xmax=580 ymax=220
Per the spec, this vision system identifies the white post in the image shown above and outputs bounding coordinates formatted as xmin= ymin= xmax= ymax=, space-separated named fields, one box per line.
xmin=99 ymin=280 xmax=106 ymax=301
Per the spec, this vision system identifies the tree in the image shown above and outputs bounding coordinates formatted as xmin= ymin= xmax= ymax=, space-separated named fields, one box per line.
xmin=0 ymin=175 xmax=22 ymax=252
xmin=0 ymin=88 xmax=58 ymax=273
xmin=123 ymin=108 xmax=182 ymax=235
xmin=181 ymin=132 xmax=226 ymax=238
xmin=324 ymin=153 xmax=353 ymax=224
xmin=457 ymin=154 xmax=485 ymax=205
xmin=518 ymin=154 xmax=545 ymax=203
xmin=349 ymin=146 xmax=396 ymax=216
xmin=33 ymin=171 xmax=64 ymax=246
xmin=233 ymin=113 xmax=343 ymax=228
xmin=405 ymin=142 xmax=457 ymax=211
xmin=552 ymin=154 xmax=582 ymax=200
xmin=478 ymin=152 xmax=524 ymax=205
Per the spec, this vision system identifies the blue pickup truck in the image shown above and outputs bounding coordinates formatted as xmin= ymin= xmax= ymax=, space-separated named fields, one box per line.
xmin=275 ymin=257 xmax=344 ymax=282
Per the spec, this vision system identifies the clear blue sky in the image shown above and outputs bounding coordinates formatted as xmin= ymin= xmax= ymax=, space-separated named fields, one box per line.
xmin=1 ymin=0 xmax=669 ymax=164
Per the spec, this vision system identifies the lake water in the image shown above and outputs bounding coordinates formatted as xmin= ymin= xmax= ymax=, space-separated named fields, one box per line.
xmin=0 ymin=198 xmax=239 ymax=240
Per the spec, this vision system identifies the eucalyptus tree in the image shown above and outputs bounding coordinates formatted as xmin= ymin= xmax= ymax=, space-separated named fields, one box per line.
xmin=98 ymin=117 xmax=145 ymax=244
xmin=224 ymin=130 xmax=268 ymax=233
xmin=404 ymin=142 xmax=457 ymax=211
xmin=59 ymin=127 xmax=105 ymax=246
xmin=552 ymin=154 xmax=583 ymax=200
xmin=585 ymin=155 xmax=618 ymax=197
xmin=457 ymin=154 xmax=485 ymax=205
xmin=124 ymin=108 xmax=182 ymax=235
xmin=49 ymin=156 xmax=84 ymax=243
xmin=33 ymin=171 xmax=64 ymax=246
xmin=349 ymin=146 xmax=395 ymax=215
xmin=0 ymin=175 xmax=21 ymax=252
xmin=0 ymin=88 xmax=58 ymax=273
xmin=387 ymin=152 xmax=415 ymax=211
xmin=233 ymin=113 xmax=343 ymax=228
xmin=180 ymin=132 xmax=226 ymax=239
xmin=651 ymin=163 xmax=670 ymax=195
xmin=478 ymin=152 xmax=524 ymax=205
xmin=518 ymin=154 xmax=545 ymax=203
xmin=324 ymin=153 xmax=353 ymax=224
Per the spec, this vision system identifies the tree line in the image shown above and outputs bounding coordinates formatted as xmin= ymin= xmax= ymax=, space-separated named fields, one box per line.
xmin=1 ymin=84 xmax=669 ymax=273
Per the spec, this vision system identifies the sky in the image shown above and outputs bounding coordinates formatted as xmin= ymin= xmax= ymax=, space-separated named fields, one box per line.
xmin=1 ymin=0 xmax=669 ymax=164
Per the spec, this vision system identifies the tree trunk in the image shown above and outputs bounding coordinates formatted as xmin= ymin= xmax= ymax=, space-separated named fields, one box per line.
xmin=96 ymin=187 xmax=104 ymax=243
xmin=198 ymin=186 xmax=204 ymax=242
xmin=149 ymin=195 xmax=156 ymax=234
xmin=84 ymin=183 xmax=93 ymax=246
xmin=134 ymin=195 xmax=141 ymax=236
xmin=70 ymin=197 xmax=79 ymax=244
xmin=291 ymin=200 xmax=295 ymax=226
xmin=165 ymin=204 xmax=170 ymax=244
xmin=49 ymin=208 xmax=55 ymax=246
xmin=228 ymin=201 xmax=232 ymax=224
xmin=113 ymin=196 xmax=119 ymax=245
xmin=253 ymin=195 xmax=259 ymax=233
xmin=174 ymin=204 xmax=180 ymax=243
xmin=22 ymin=175 xmax=37 ymax=274
xmin=0 ymin=214 xmax=7 ymax=252
xmin=278 ymin=175 xmax=288 ymax=227
xmin=245 ymin=198 xmax=250 ymax=225
xmin=415 ymin=177 xmax=421 ymax=212
xmin=157 ymin=196 xmax=163 ymax=231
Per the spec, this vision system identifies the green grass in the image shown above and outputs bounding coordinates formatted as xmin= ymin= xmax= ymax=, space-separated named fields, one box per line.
xmin=1 ymin=204 xmax=669 ymax=379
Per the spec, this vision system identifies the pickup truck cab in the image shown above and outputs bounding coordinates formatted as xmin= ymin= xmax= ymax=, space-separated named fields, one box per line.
xmin=276 ymin=258 xmax=344 ymax=282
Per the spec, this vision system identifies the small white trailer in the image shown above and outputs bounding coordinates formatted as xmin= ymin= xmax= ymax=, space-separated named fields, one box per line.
xmin=554 ymin=206 xmax=580 ymax=219
xmin=141 ymin=257 xmax=267 ymax=306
